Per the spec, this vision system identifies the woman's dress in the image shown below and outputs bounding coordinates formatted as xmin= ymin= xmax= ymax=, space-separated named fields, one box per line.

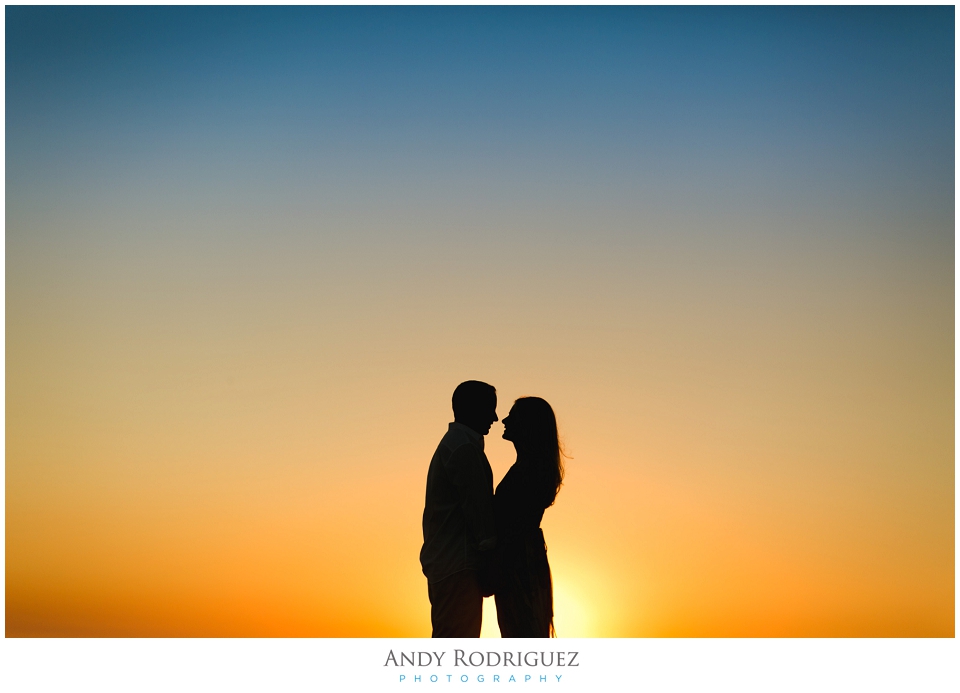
xmin=494 ymin=458 xmax=555 ymax=637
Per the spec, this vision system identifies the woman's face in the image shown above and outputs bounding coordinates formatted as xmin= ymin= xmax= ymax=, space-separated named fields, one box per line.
xmin=501 ymin=405 xmax=526 ymax=445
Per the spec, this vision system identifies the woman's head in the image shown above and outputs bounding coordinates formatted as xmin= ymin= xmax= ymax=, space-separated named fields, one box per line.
xmin=502 ymin=396 xmax=565 ymax=505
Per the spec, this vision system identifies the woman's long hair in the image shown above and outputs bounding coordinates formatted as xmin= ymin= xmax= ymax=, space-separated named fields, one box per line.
xmin=512 ymin=396 xmax=566 ymax=506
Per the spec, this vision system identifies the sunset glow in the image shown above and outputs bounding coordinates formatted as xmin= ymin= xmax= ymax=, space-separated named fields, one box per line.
xmin=6 ymin=6 xmax=953 ymax=637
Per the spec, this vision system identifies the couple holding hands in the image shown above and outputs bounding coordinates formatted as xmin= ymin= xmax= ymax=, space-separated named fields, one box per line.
xmin=420 ymin=381 xmax=565 ymax=638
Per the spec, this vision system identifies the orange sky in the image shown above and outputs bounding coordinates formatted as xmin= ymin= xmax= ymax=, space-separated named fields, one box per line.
xmin=6 ymin=225 xmax=953 ymax=636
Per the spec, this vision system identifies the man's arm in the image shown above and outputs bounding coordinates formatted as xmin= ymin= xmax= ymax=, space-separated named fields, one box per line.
xmin=443 ymin=444 xmax=497 ymax=552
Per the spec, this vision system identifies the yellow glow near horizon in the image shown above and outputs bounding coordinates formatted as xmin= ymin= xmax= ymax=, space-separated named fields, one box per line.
xmin=552 ymin=582 xmax=596 ymax=638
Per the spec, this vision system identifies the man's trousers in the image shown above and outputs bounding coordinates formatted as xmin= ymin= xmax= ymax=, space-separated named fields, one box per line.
xmin=428 ymin=570 xmax=482 ymax=638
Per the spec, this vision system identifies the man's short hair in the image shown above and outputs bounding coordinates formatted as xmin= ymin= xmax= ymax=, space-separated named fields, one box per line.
xmin=452 ymin=380 xmax=497 ymax=419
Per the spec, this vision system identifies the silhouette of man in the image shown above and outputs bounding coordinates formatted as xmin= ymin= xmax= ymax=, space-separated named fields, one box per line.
xmin=420 ymin=380 xmax=499 ymax=638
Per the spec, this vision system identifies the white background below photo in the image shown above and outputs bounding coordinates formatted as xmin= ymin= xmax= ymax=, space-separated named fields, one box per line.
xmin=1 ymin=639 xmax=957 ymax=692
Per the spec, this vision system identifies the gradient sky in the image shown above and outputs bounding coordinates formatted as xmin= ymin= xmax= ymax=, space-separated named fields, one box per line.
xmin=6 ymin=6 xmax=954 ymax=637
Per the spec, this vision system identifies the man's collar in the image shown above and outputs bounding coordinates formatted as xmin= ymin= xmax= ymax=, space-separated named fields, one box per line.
xmin=449 ymin=421 xmax=484 ymax=450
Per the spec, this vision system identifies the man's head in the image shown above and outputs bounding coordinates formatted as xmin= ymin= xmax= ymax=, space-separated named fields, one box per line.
xmin=452 ymin=380 xmax=498 ymax=436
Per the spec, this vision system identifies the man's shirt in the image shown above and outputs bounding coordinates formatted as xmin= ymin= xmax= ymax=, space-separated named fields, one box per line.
xmin=420 ymin=422 xmax=497 ymax=583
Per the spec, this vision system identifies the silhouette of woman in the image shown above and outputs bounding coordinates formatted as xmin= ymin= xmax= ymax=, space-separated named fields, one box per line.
xmin=494 ymin=397 xmax=565 ymax=638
